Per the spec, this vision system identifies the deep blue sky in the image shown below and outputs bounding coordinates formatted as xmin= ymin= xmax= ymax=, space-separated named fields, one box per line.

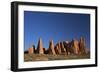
xmin=24 ymin=11 xmax=90 ymax=51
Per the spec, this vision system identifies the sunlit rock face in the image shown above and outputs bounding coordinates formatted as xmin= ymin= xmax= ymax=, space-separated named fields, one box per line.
xmin=79 ymin=37 xmax=86 ymax=54
xmin=71 ymin=39 xmax=80 ymax=54
xmin=57 ymin=42 xmax=62 ymax=54
xmin=37 ymin=38 xmax=44 ymax=55
xmin=28 ymin=44 xmax=35 ymax=54
xmin=54 ymin=41 xmax=62 ymax=55
xmin=48 ymin=40 xmax=56 ymax=55
xmin=28 ymin=47 xmax=33 ymax=54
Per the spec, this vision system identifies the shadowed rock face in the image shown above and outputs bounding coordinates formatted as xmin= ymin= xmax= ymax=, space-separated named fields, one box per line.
xmin=37 ymin=38 xmax=44 ymax=54
xmin=43 ymin=48 xmax=48 ymax=54
xmin=60 ymin=42 xmax=66 ymax=54
xmin=55 ymin=45 xmax=59 ymax=54
xmin=71 ymin=39 xmax=80 ymax=54
xmin=79 ymin=37 xmax=86 ymax=54
xmin=48 ymin=40 xmax=56 ymax=55
xmin=63 ymin=41 xmax=72 ymax=55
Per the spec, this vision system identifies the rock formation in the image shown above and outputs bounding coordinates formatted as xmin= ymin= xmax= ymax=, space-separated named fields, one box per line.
xmin=57 ymin=42 xmax=62 ymax=54
xmin=63 ymin=41 xmax=71 ymax=55
xmin=71 ymin=39 xmax=80 ymax=54
xmin=28 ymin=44 xmax=35 ymax=54
xmin=60 ymin=42 xmax=66 ymax=54
xmin=55 ymin=45 xmax=59 ymax=54
xmin=48 ymin=40 xmax=56 ymax=55
xmin=37 ymin=38 xmax=44 ymax=54
xmin=26 ymin=37 xmax=88 ymax=56
xmin=43 ymin=48 xmax=47 ymax=54
xmin=79 ymin=37 xmax=86 ymax=54
xmin=24 ymin=37 xmax=90 ymax=62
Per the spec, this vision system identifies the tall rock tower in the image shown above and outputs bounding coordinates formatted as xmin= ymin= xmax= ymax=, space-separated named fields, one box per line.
xmin=71 ymin=39 xmax=80 ymax=54
xmin=48 ymin=40 xmax=56 ymax=55
xmin=79 ymin=37 xmax=86 ymax=54
xmin=57 ymin=42 xmax=62 ymax=54
xmin=37 ymin=38 xmax=44 ymax=54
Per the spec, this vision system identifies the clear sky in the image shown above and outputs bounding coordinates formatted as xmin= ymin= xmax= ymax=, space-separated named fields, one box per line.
xmin=24 ymin=11 xmax=90 ymax=51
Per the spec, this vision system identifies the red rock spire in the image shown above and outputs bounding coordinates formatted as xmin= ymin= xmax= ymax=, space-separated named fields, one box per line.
xmin=37 ymin=38 xmax=44 ymax=54
xmin=48 ymin=40 xmax=56 ymax=55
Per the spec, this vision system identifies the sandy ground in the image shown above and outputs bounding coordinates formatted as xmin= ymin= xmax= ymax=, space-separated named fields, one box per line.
xmin=24 ymin=53 xmax=90 ymax=62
